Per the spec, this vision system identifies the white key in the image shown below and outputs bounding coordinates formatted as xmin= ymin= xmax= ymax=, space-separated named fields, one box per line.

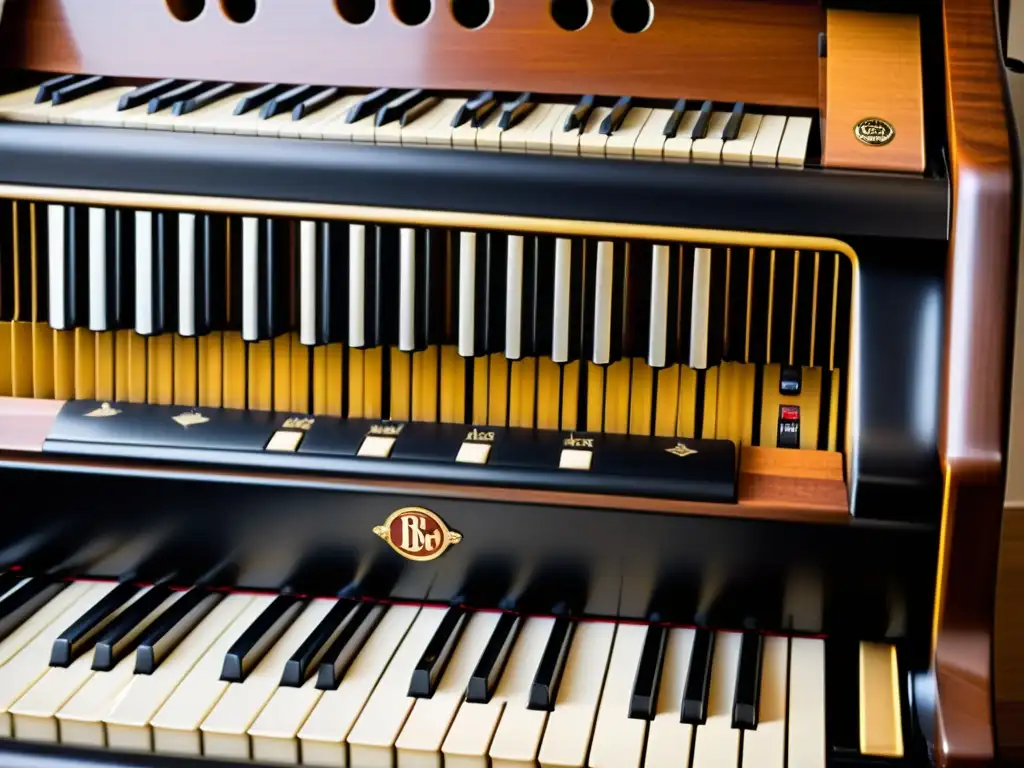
xmin=458 ymin=232 xmax=477 ymax=358
xmin=56 ymin=590 xmax=185 ymax=747
xmin=0 ymin=582 xmax=98 ymax=672
xmin=500 ymin=103 xmax=553 ymax=152
xmin=47 ymin=204 xmax=66 ymax=330
xmin=691 ymin=631 xmax=742 ymax=768
xmin=88 ymin=207 xmax=107 ymax=331
xmin=167 ymin=87 xmax=262 ymax=134
xmin=347 ymin=606 xmax=447 ymax=768
xmin=452 ymin=108 xmax=500 ymax=149
xmin=376 ymin=97 xmax=441 ymax=145
xmin=43 ymin=87 xmax=133 ymax=125
xmin=787 ymin=638 xmax=826 ymax=768
xmin=663 ymin=111 xmax=701 ymax=161
xmin=200 ymin=598 xmax=334 ymax=761
xmin=402 ymin=98 xmax=465 ymax=146
xmin=551 ymin=238 xmax=573 ymax=364
xmin=605 ymin=107 xmax=654 ymax=158
xmin=299 ymin=605 xmax=420 ymax=768
xmin=778 ymin=115 xmax=813 ymax=167
xmin=592 ymin=241 xmax=614 ymax=364
xmin=551 ymin=119 xmax=584 ymax=156
xmin=741 ymin=636 xmax=788 ymax=768
xmin=399 ymin=228 xmax=417 ymax=352
xmin=505 ymin=235 xmax=524 ymax=360
xmin=0 ymin=583 xmax=117 ymax=739
xmin=135 ymin=211 xmax=154 ymax=336
xmin=425 ymin=105 xmax=460 ymax=147
xmin=634 ymin=108 xmax=672 ymax=159
xmin=241 ymin=216 xmax=259 ymax=342
xmin=321 ymin=101 xmax=377 ymax=142
xmin=648 ymin=245 xmax=670 ymax=368
xmin=643 ymin=628 xmax=696 ymax=768
xmin=444 ymin=617 xmax=554 ymax=768
xmin=178 ymin=213 xmax=196 ymax=337
xmin=0 ymin=86 xmax=46 ymax=122
xmin=691 ymin=111 xmax=732 ymax=163
xmin=526 ymin=104 xmax=574 ymax=154
xmin=349 ymin=224 xmax=367 ymax=348
xmin=475 ymin=109 xmax=505 ymax=151
xmin=104 ymin=594 xmax=254 ymax=753
xmin=150 ymin=594 xmax=276 ymax=756
xmin=396 ymin=612 xmax=500 ymax=765
xmin=64 ymin=89 xmax=150 ymax=129
xmin=689 ymin=247 xmax=712 ymax=369
xmin=751 ymin=115 xmax=788 ymax=166
xmin=588 ymin=623 xmax=648 ymax=768
xmin=536 ymin=621 xmax=616 ymax=767
xmin=10 ymin=585 xmax=169 ymax=743
xmin=300 ymin=220 xmax=317 ymax=346
xmin=278 ymin=94 xmax=365 ymax=139
xmin=485 ymin=618 xmax=557 ymax=766
xmin=722 ymin=113 xmax=764 ymax=164
xmin=577 ymin=107 xmax=614 ymax=157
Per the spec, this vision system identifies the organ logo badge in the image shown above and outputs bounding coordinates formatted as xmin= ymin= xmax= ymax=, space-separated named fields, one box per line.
xmin=373 ymin=507 xmax=462 ymax=562
xmin=85 ymin=402 xmax=120 ymax=418
xmin=853 ymin=117 xmax=895 ymax=147
xmin=172 ymin=410 xmax=210 ymax=428
xmin=666 ymin=442 xmax=698 ymax=458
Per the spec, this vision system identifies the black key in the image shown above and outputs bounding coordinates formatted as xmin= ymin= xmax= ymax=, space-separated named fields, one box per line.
xmin=662 ymin=98 xmax=689 ymax=138
xmin=112 ymin=209 xmax=135 ymax=330
xmin=529 ymin=616 xmax=574 ymax=711
xmin=467 ymin=613 xmax=521 ymax=703
xmin=118 ymin=79 xmax=181 ymax=111
xmin=347 ymin=87 xmax=405 ymax=123
xmin=722 ymin=102 xmax=746 ymax=141
xmin=35 ymin=74 xmax=80 ymax=104
xmin=706 ymin=247 xmax=728 ymax=367
xmin=196 ymin=214 xmax=227 ymax=335
xmin=498 ymin=92 xmax=535 ymax=130
xmin=630 ymin=624 xmax=668 ymax=720
xmin=257 ymin=218 xmax=290 ymax=341
xmin=281 ymin=599 xmax=359 ymax=687
xmin=452 ymin=91 xmax=498 ymax=128
xmin=484 ymin=234 xmax=507 ymax=355
xmin=292 ymin=87 xmax=343 ymax=121
xmin=50 ymin=581 xmax=141 ymax=667
xmin=316 ymin=602 xmax=385 ymax=690
xmin=409 ymin=607 xmax=468 ymax=698
xmin=825 ymin=639 xmax=860 ymax=755
xmin=135 ymin=588 xmax=224 ymax=674
xmin=141 ymin=211 xmax=178 ymax=336
xmin=375 ymin=89 xmax=433 ymax=126
xmin=373 ymin=226 xmax=399 ymax=348
xmin=690 ymin=100 xmax=714 ymax=140
xmin=525 ymin=237 xmax=554 ymax=358
xmin=622 ymin=241 xmax=650 ymax=360
xmin=732 ymin=632 xmax=764 ymax=729
xmin=0 ymin=578 xmax=66 ymax=644
xmin=724 ymin=246 xmax=750 ymax=361
xmin=417 ymin=229 xmax=447 ymax=348
xmin=563 ymin=95 xmax=596 ymax=133
xmin=148 ymin=81 xmax=207 ymax=114
xmin=600 ymin=96 xmax=633 ymax=135
xmin=173 ymin=82 xmax=240 ymax=116
xmin=770 ymin=250 xmax=797 ymax=364
xmin=315 ymin=222 xmax=348 ymax=345
xmin=681 ymin=628 xmax=714 ymax=724
xmin=234 ymin=83 xmax=289 ymax=116
xmin=92 ymin=584 xmax=174 ymax=671
xmin=260 ymin=84 xmax=317 ymax=119
xmin=0 ymin=572 xmax=21 ymax=598
xmin=50 ymin=75 xmax=108 ymax=106
xmin=221 ymin=595 xmax=305 ymax=682
xmin=664 ymin=245 xmax=685 ymax=366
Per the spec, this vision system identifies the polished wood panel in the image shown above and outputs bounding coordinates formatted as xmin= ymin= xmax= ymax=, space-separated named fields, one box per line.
xmin=935 ymin=0 xmax=1015 ymax=765
xmin=822 ymin=9 xmax=925 ymax=172
xmin=0 ymin=0 xmax=822 ymax=106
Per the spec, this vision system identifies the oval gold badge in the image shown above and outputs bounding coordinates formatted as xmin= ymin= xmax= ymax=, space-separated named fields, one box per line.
xmin=373 ymin=507 xmax=462 ymax=562
xmin=853 ymin=117 xmax=895 ymax=147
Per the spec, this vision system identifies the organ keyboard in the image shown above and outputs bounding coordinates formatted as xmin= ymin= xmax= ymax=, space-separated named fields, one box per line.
xmin=0 ymin=0 xmax=1016 ymax=767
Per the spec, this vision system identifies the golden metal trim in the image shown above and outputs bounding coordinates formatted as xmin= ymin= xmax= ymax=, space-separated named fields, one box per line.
xmin=373 ymin=506 xmax=462 ymax=562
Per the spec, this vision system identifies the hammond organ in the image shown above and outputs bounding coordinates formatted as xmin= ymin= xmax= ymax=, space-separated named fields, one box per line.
xmin=0 ymin=0 xmax=1015 ymax=767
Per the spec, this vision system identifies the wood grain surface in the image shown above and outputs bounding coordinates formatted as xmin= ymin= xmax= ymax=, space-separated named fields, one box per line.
xmin=0 ymin=0 xmax=822 ymax=106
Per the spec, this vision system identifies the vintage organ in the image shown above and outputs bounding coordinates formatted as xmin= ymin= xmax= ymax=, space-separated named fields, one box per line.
xmin=0 ymin=0 xmax=1015 ymax=766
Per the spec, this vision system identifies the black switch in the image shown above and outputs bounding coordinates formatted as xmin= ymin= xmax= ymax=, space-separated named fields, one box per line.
xmin=777 ymin=405 xmax=800 ymax=449
xmin=780 ymin=365 xmax=802 ymax=395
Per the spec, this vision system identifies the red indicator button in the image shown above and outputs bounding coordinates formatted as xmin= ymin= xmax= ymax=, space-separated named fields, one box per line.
xmin=780 ymin=405 xmax=800 ymax=422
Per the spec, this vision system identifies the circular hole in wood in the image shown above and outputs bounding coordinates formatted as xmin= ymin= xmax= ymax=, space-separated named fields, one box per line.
xmin=220 ymin=0 xmax=256 ymax=22
xmin=551 ymin=0 xmax=591 ymax=31
xmin=167 ymin=0 xmax=206 ymax=21
xmin=451 ymin=0 xmax=491 ymax=29
xmin=611 ymin=0 xmax=652 ymax=32
xmin=393 ymin=0 xmax=432 ymax=25
xmin=336 ymin=0 xmax=376 ymax=23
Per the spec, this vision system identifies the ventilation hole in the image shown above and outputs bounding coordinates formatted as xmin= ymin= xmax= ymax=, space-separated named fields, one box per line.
xmin=611 ymin=0 xmax=652 ymax=33
xmin=451 ymin=0 xmax=491 ymax=29
xmin=336 ymin=0 xmax=376 ymax=23
xmin=551 ymin=0 xmax=591 ymax=31
xmin=220 ymin=0 xmax=256 ymax=22
xmin=167 ymin=0 xmax=206 ymax=21
xmin=393 ymin=0 xmax=432 ymax=25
